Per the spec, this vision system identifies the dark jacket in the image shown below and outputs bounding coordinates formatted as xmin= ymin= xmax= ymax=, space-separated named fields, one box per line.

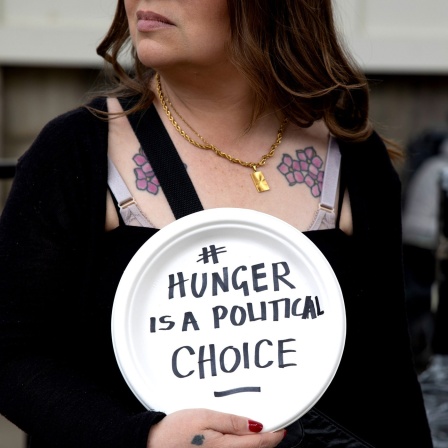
xmin=0 ymin=98 xmax=433 ymax=447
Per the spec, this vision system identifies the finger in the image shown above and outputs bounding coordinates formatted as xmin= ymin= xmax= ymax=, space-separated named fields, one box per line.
xmin=218 ymin=428 xmax=287 ymax=448
xmin=200 ymin=409 xmax=285 ymax=439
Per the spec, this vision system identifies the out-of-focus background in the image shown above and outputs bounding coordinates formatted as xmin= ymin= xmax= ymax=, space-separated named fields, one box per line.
xmin=1 ymin=0 xmax=448 ymax=447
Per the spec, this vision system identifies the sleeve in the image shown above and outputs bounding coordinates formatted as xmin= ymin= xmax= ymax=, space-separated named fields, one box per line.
xmin=0 ymin=109 xmax=165 ymax=448
xmin=338 ymin=132 xmax=433 ymax=447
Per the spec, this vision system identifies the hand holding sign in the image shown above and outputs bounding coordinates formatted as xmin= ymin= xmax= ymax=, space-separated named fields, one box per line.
xmin=146 ymin=409 xmax=286 ymax=448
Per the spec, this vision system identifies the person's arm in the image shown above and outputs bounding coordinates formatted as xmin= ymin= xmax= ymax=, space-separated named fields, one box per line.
xmin=0 ymin=108 xmax=165 ymax=448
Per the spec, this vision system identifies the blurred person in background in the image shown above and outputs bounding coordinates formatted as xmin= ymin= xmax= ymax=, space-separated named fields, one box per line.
xmin=402 ymin=136 xmax=448 ymax=446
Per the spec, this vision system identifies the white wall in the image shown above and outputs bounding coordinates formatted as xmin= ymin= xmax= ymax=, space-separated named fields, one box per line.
xmin=1 ymin=0 xmax=448 ymax=72
xmin=0 ymin=0 xmax=116 ymax=67
xmin=333 ymin=0 xmax=448 ymax=73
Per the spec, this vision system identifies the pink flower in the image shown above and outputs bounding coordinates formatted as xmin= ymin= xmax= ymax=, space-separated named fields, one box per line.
xmin=133 ymin=150 xmax=160 ymax=195
xmin=277 ymin=154 xmax=305 ymax=185
xmin=295 ymin=147 xmax=324 ymax=197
